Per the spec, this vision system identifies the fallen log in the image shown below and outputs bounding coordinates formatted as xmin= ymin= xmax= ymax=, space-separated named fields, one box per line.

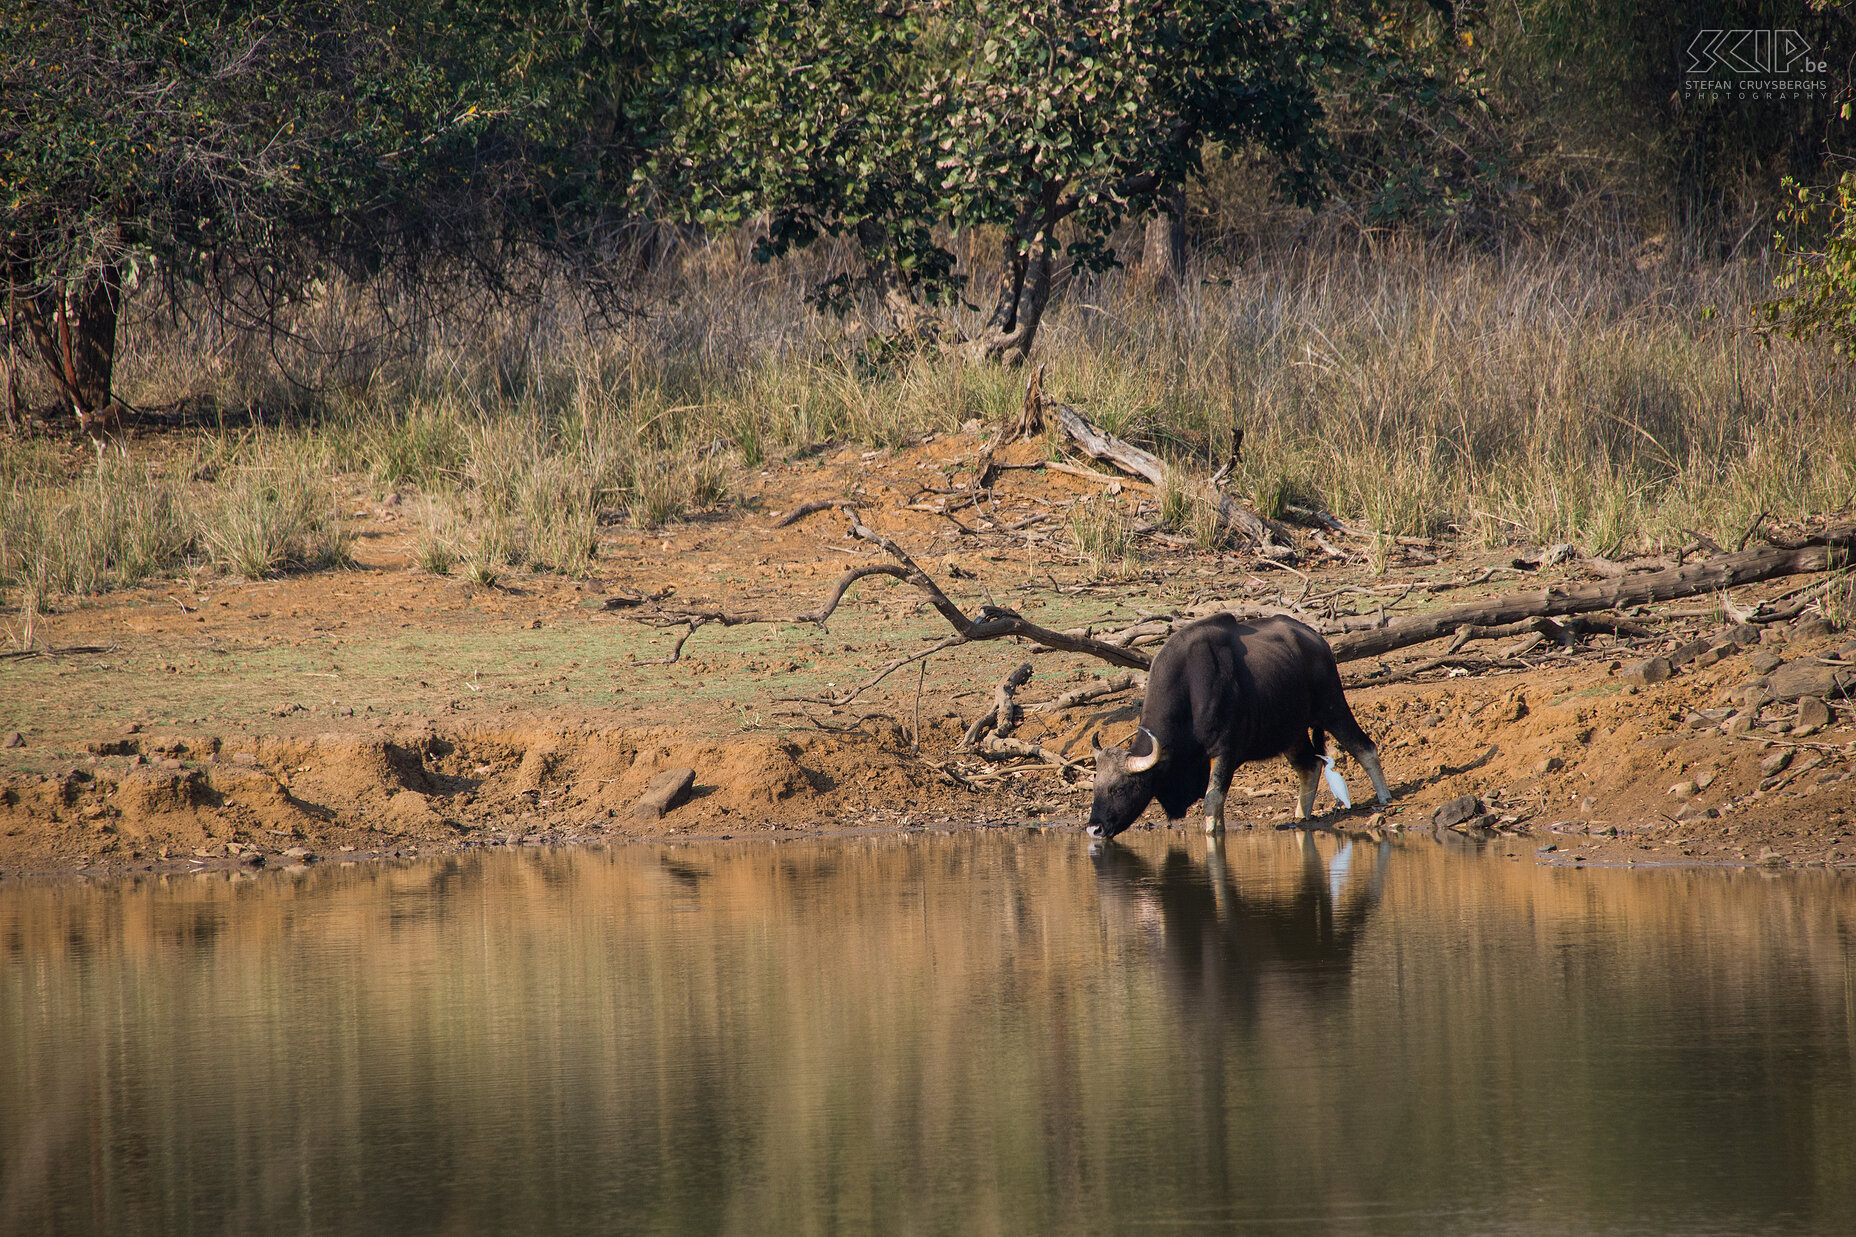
xmin=1329 ymin=524 xmax=1855 ymax=663
xmin=1052 ymin=404 xmax=1296 ymax=559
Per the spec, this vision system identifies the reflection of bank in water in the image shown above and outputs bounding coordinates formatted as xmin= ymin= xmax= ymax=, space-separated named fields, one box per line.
xmin=1090 ymin=831 xmax=1392 ymax=1021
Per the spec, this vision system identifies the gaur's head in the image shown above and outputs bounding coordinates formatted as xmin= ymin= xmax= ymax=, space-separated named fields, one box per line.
xmin=1086 ymin=726 xmax=1163 ymax=840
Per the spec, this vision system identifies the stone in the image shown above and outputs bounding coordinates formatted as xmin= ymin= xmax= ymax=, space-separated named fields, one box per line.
xmin=1694 ymin=647 xmax=1724 ymax=668
xmin=1723 ymin=713 xmax=1754 ymax=735
xmin=1768 ymin=662 xmax=1851 ymax=701
xmin=1533 ymin=756 xmax=1564 ymax=774
xmin=1797 ymin=696 xmax=1833 ymax=730
xmin=1420 ymin=713 xmax=1444 ymax=728
xmin=1759 ymin=750 xmax=1793 ymax=776
xmin=1432 ymin=794 xmax=1486 ymax=829
xmin=3 ymin=731 xmax=22 ymax=748
xmin=1695 ymin=770 xmax=1717 ymax=790
xmin=1724 ymin=623 xmax=1760 ymax=646
xmin=1671 ymin=781 xmax=1698 ymax=799
xmin=632 ymin=767 xmax=697 ymax=821
xmin=1621 ymin=657 xmax=1672 ymax=685
xmin=1794 ymin=616 xmax=1834 ymax=641
xmin=1669 ymin=638 xmax=1711 ymax=667
xmin=1761 ymin=625 xmax=1789 ymax=645
xmin=1749 ymin=650 xmax=1783 ymax=674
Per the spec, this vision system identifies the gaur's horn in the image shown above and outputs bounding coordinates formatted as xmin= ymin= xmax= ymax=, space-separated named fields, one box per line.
xmin=1123 ymin=726 xmax=1163 ymax=773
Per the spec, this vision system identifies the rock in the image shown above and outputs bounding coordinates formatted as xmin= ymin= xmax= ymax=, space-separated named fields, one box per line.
xmin=1759 ymin=750 xmax=1793 ymax=776
xmin=632 ymin=767 xmax=697 ymax=821
xmin=1432 ymin=794 xmax=1486 ymax=829
xmin=1670 ymin=781 xmax=1698 ymax=799
xmin=1420 ymin=713 xmax=1444 ymax=728
xmin=1695 ymin=769 xmax=1717 ymax=790
xmin=1621 ymin=657 xmax=1672 ymax=685
xmin=1669 ymin=638 xmax=1711 ymax=667
xmin=1534 ymin=756 xmax=1564 ymax=774
xmin=1797 ymin=696 xmax=1833 ymax=730
xmin=1723 ymin=713 xmax=1754 ymax=735
xmin=1694 ymin=647 xmax=1724 ymax=668
xmin=1768 ymin=662 xmax=1851 ymax=701
xmin=3 ymin=731 xmax=22 ymax=748
xmin=1758 ymin=849 xmax=1786 ymax=867
xmin=1749 ymin=650 xmax=1783 ymax=674
xmin=1723 ymin=623 xmax=1759 ymax=646
xmin=1760 ymin=625 xmax=1789 ymax=645
xmin=1794 ymin=616 xmax=1834 ymax=642
xmin=283 ymin=846 xmax=315 ymax=861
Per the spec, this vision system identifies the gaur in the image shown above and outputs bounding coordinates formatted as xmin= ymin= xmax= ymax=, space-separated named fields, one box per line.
xmin=1086 ymin=614 xmax=1390 ymax=840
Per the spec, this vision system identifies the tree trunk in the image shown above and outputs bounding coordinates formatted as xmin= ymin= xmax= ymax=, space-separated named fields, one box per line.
xmin=966 ymin=229 xmax=1056 ymax=365
xmin=1141 ymin=187 xmax=1187 ymax=293
xmin=18 ymin=265 xmax=122 ymax=438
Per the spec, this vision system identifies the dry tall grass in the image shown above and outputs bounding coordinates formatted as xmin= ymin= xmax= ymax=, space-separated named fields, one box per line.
xmin=4 ymin=230 xmax=1853 ymax=610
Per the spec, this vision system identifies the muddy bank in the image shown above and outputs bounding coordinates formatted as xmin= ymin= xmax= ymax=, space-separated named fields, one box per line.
xmin=5 ymin=615 xmax=1852 ymax=879
xmin=4 ymin=431 xmax=1853 ymax=879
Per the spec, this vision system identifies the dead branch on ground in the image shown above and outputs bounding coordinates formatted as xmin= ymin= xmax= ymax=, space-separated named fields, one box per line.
xmin=1328 ymin=523 xmax=1855 ymax=662
xmin=1051 ymin=403 xmax=1298 ymax=559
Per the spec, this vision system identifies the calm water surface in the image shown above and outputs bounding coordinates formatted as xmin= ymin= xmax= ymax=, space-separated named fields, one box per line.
xmin=4 ymin=829 xmax=1855 ymax=1235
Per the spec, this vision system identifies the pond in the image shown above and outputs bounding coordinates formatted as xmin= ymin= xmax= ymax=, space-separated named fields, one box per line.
xmin=4 ymin=829 xmax=1855 ymax=1235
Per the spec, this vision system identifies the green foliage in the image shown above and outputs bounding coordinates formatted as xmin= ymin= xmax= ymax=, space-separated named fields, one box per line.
xmin=649 ymin=0 xmax=1343 ymax=336
xmin=1761 ymin=171 xmax=1856 ymax=357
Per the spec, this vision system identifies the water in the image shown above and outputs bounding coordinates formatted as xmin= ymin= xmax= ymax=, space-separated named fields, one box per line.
xmin=4 ymin=830 xmax=1855 ymax=1235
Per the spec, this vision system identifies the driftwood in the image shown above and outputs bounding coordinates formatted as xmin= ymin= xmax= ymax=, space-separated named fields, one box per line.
xmin=1052 ymin=404 xmax=1297 ymax=559
xmin=636 ymin=504 xmax=1849 ymax=699
xmin=1329 ymin=524 xmax=1855 ymax=663
xmin=1028 ymin=673 xmax=1139 ymax=713
xmin=962 ymin=663 xmax=1034 ymax=747
xmin=837 ymin=509 xmax=1153 ymax=670
xmin=973 ymin=734 xmax=1085 ymax=772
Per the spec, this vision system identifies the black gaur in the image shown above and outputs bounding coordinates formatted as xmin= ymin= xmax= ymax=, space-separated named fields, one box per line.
xmin=1086 ymin=614 xmax=1390 ymax=839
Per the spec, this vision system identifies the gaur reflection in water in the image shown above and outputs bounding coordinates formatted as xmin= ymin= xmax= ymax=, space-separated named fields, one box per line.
xmin=1087 ymin=615 xmax=1390 ymax=839
xmin=1089 ymin=832 xmax=1392 ymax=1008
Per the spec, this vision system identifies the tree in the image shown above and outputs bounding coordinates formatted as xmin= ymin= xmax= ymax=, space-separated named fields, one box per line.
xmin=0 ymin=0 xmax=648 ymax=434
xmin=1760 ymin=169 xmax=1856 ymax=356
xmin=652 ymin=0 xmax=1339 ymax=362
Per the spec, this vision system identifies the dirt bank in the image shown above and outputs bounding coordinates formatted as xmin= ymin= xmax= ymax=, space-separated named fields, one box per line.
xmin=4 ymin=428 xmax=1852 ymax=878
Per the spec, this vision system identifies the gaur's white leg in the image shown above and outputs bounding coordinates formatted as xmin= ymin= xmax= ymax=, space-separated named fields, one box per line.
xmin=1334 ymin=737 xmax=1393 ymax=805
xmin=1294 ymin=764 xmax=1320 ymax=821
xmin=1204 ymin=753 xmax=1235 ymax=833
xmin=1358 ymin=748 xmax=1391 ymax=805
